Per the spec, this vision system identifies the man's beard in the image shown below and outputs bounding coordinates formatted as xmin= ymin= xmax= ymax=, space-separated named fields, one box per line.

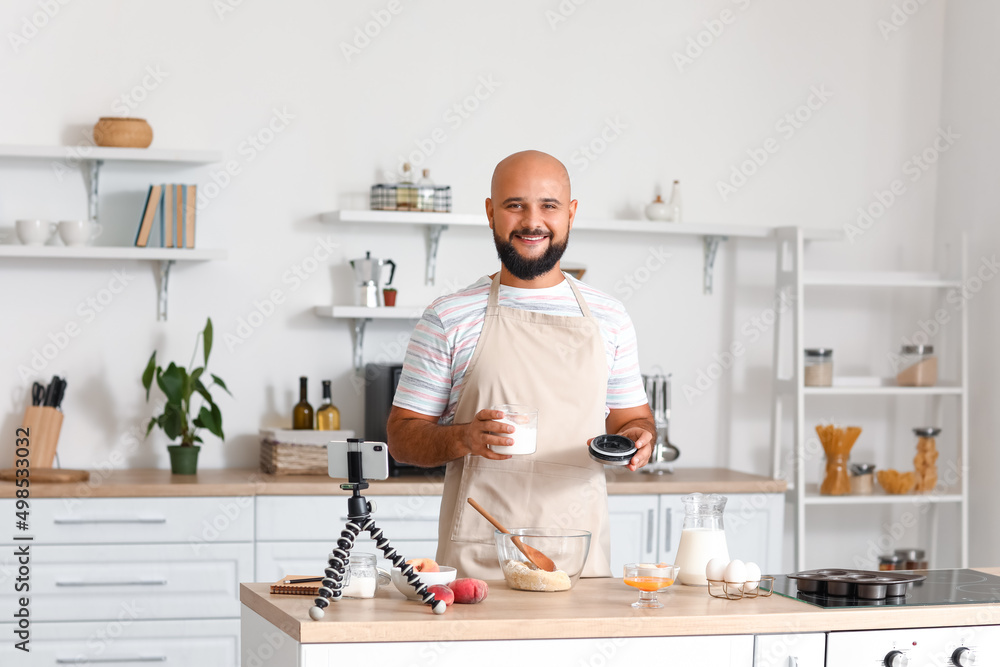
xmin=493 ymin=228 xmax=569 ymax=281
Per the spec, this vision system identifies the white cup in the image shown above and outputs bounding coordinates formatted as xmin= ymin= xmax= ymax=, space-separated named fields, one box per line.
xmin=489 ymin=404 xmax=538 ymax=455
xmin=58 ymin=220 xmax=103 ymax=247
xmin=16 ymin=219 xmax=56 ymax=246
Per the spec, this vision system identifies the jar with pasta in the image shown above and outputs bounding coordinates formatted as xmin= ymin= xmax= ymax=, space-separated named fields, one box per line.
xmin=896 ymin=345 xmax=937 ymax=386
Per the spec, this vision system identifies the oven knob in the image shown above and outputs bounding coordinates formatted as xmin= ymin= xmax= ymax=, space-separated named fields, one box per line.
xmin=884 ymin=650 xmax=908 ymax=667
xmin=952 ymin=647 xmax=976 ymax=666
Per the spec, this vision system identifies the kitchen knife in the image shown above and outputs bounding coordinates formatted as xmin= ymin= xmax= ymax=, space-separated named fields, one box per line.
xmin=43 ymin=376 xmax=58 ymax=407
xmin=32 ymin=382 xmax=45 ymax=406
xmin=53 ymin=378 xmax=67 ymax=410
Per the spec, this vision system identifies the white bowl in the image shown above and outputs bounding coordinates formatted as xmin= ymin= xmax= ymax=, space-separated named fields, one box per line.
xmin=391 ymin=565 xmax=457 ymax=600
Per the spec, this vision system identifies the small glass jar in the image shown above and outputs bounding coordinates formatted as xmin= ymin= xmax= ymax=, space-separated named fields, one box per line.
xmin=896 ymin=345 xmax=937 ymax=386
xmin=894 ymin=548 xmax=928 ymax=570
xmin=341 ymin=552 xmax=378 ymax=599
xmin=804 ymin=349 xmax=833 ymax=387
xmin=878 ymin=554 xmax=902 ymax=571
xmin=849 ymin=462 xmax=876 ymax=495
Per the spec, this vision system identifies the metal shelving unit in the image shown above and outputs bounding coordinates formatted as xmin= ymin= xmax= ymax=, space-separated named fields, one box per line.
xmin=768 ymin=227 xmax=969 ymax=571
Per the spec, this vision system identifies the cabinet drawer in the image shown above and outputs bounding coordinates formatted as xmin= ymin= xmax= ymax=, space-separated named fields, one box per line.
xmin=0 ymin=618 xmax=239 ymax=667
xmin=256 ymin=495 xmax=441 ymax=541
xmin=256 ymin=539 xmax=439 ymax=581
xmin=0 ymin=542 xmax=252 ymax=622
xmin=0 ymin=496 xmax=254 ymax=545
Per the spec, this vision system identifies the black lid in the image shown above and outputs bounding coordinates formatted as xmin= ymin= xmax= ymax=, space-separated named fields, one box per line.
xmin=912 ymin=427 xmax=941 ymax=437
xmin=804 ymin=348 xmax=833 ymax=357
xmin=589 ymin=434 xmax=636 ymax=466
xmin=900 ymin=345 xmax=933 ymax=354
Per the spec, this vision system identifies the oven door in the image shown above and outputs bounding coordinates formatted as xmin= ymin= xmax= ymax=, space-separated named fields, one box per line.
xmin=827 ymin=626 xmax=1000 ymax=666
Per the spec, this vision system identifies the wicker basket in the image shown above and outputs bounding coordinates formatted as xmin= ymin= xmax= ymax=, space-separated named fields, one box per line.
xmin=258 ymin=428 xmax=355 ymax=475
xmin=93 ymin=117 xmax=153 ymax=148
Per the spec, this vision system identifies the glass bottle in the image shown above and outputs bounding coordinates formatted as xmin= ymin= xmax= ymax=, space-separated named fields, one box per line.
xmin=673 ymin=493 xmax=730 ymax=586
xmin=292 ymin=376 xmax=313 ymax=430
xmin=316 ymin=380 xmax=341 ymax=430
xmin=668 ymin=180 xmax=682 ymax=224
xmin=417 ymin=168 xmax=435 ymax=212
xmin=396 ymin=163 xmax=418 ymax=211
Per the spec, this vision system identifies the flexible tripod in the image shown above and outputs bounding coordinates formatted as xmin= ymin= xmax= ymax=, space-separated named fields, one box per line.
xmin=309 ymin=449 xmax=446 ymax=620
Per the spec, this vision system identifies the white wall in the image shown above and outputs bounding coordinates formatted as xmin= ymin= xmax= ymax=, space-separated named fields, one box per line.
xmin=0 ymin=0 xmax=970 ymax=567
xmin=935 ymin=0 xmax=1000 ymax=568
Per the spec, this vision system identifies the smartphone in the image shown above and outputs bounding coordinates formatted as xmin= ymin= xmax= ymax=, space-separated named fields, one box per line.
xmin=327 ymin=439 xmax=389 ymax=481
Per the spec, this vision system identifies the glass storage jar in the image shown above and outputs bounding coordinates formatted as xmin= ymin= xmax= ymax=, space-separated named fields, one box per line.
xmin=849 ymin=462 xmax=876 ymax=495
xmin=878 ymin=554 xmax=902 ymax=571
xmin=896 ymin=345 xmax=937 ymax=386
xmin=894 ymin=548 xmax=928 ymax=570
xmin=341 ymin=552 xmax=379 ymax=599
xmin=804 ymin=349 xmax=833 ymax=387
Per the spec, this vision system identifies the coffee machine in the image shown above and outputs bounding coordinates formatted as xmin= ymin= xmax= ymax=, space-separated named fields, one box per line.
xmin=350 ymin=251 xmax=396 ymax=307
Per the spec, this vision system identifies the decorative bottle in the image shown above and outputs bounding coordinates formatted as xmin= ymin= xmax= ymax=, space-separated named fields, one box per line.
xmin=316 ymin=380 xmax=341 ymax=430
xmin=292 ymin=376 xmax=314 ymax=430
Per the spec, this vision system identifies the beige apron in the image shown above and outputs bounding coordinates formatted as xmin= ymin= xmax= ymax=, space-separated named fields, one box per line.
xmin=436 ymin=273 xmax=612 ymax=579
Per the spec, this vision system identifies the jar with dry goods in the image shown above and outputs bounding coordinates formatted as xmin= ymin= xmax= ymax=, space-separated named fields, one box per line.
xmin=849 ymin=462 xmax=876 ymax=495
xmin=804 ymin=348 xmax=833 ymax=387
xmin=878 ymin=554 xmax=902 ymax=571
xmin=893 ymin=548 xmax=928 ymax=570
xmin=896 ymin=345 xmax=937 ymax=386
xmin=913 ymin=427 xmax=940 ymax=493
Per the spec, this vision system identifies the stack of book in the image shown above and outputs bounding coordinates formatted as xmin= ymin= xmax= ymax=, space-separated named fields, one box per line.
xmin=135 ymin=184 xmax=198 ymax=248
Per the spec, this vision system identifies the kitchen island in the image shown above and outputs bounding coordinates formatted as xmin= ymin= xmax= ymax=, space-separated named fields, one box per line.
xmin=240 ymin=569 xmax=1000 ymax=666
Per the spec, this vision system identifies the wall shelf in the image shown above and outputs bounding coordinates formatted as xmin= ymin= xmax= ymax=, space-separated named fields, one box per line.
xmin=803 ymin=271 xmax=963 ymax=288
xmin=0 ymin=246 xmax=226 ymax=261
xmin=802 ymin=485 xmax=963 ymax=505
xmin=322 ymin=209 xmax=841 ymax=294
xmin=313 ymin=305 xmax=425 ymax=372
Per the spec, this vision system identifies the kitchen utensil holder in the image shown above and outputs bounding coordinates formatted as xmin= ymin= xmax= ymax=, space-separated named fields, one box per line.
xmin=707 ymin=577 xmax=774 ymax=600
xmin=19 ymin=405 xmax=63 ymax=469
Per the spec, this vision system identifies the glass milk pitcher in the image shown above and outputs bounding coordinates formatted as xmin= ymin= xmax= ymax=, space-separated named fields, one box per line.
xmin=673 ymin=493 xmax=730 ymax=585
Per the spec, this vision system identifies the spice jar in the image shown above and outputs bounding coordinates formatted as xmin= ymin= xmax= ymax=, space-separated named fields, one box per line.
xmin=896 ymin=345 xmax=937 ymax=386
xmin=804 ymin=349 xmax=833 ymax=387
xmin=878 ymin=554 xmax=902 ymax=571
xmin=894 ymin=548 xmax=928 ymax=570
xmin=849 ymin=462 xmax=876 ymax=495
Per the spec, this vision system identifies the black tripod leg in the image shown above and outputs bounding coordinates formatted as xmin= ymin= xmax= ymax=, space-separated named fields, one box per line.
xmin=309 ymin=520 xmax=361 ymax=620
xmin=359 ymin=517 xmax=447 ymax=615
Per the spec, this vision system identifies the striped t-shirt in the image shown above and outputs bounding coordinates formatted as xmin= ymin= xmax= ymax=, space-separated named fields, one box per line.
xmin=393 ymin=274 xmax=648 ymax=423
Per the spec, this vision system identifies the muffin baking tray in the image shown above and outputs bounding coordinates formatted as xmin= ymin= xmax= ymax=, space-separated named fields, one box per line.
xmin=787 ymin=569 xmax=926 ymax=600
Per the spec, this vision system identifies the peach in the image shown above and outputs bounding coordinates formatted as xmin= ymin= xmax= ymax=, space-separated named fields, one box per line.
xmin=427 ymin=584 xmax=454 ymax=606
xmin=406 ymin=558 xmax=440 ymax=573
xmin=448 ymin=578 xmax=489 ymax=604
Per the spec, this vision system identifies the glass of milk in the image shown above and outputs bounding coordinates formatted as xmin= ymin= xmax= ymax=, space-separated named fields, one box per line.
xmin=489 ymin=404 xmax=538 ymax=455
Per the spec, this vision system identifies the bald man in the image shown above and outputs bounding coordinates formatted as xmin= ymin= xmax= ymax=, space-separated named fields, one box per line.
xmin=387 ymin=150 xmax=655 ymax=579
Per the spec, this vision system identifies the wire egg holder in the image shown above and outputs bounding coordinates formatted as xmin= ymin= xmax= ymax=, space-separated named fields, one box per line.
xmin=707 ymin=576 xmax=775 ymax=600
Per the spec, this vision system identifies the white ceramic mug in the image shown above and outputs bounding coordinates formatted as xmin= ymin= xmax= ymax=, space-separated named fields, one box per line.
xmin=489 ymin=404 xmax=538 ymax=455
xmin=16 ymin=219 xmax=56 ymax=246
xmin=58 ymin=220 xmax=103 ymax=247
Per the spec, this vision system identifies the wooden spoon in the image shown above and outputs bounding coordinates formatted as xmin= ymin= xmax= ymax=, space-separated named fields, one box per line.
xmin=467 ymin=498 xmax=556 ymax=572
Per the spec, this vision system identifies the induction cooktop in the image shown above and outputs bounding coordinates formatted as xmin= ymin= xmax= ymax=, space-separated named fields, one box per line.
xmin=772 ymin=568 xmax=1000 ymax=609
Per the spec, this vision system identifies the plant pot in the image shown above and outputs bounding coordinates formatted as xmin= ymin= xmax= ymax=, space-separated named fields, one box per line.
xmin=167 ymin=444 xmax=201 ymax=475
xmin=383 ymin=289 xmax=397 ymax=307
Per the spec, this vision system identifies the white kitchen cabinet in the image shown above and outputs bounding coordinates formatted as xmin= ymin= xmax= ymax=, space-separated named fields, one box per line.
xmin=607 ymin=495 xmax=658 ymax=575
xmin=255 ymin=539 xmax=438 ymax=581
xmin=753 ymin=633 xmax=826 ymax=667
xmin=0 ymin=618 xmax=239 ymax=666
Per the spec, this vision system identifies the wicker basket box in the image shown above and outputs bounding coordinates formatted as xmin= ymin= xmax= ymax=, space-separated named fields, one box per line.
xmin=259 ymin=429 xmax=355 ymax=475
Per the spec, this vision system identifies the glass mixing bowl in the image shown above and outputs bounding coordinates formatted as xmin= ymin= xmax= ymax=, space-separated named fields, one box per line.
xmin=494 ymin=528 xmax=591 ymax=592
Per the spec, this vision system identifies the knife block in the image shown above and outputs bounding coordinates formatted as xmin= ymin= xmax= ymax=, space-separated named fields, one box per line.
xmin=19 ymin=406 xmax=63 ymax=469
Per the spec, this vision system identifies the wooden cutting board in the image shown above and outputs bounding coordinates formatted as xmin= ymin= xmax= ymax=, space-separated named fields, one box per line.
xmin=0 ymin=468 xmax=90 ymax=483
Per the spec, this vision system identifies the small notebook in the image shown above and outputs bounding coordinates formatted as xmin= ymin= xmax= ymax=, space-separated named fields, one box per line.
xmin=270 ymin=575 xmax=324 ymax=596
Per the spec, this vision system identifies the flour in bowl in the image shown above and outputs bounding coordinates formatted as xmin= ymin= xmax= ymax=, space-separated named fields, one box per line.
xmin=503 ymin=559 xmax=572 ymax=591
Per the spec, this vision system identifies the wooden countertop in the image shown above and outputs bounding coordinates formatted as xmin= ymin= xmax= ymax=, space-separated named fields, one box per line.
xmin=240 ymin=568 xmax=1000 ymax=644
xmin=0 ymin=467 xmax=785 ymax=498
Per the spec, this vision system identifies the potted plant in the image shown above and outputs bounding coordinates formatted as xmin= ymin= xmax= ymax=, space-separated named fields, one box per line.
xmin=382 ymin=286 xmax=397 ymax=307
xmin=142 ymin=318 xmax=231 ymax=474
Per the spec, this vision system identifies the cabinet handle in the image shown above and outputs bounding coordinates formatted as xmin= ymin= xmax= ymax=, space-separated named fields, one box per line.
xmin=54 ymin=517 xmax=167 ymax=525
xmin=663 ymin=509 xmax=672 ymax=554
xmin=56 ymin=656 xmax=167 ymax=663
xmin=646 ymin=508 xmax=654 ymax=554
xmin=56 ymin=579 xmax=167 ymax=587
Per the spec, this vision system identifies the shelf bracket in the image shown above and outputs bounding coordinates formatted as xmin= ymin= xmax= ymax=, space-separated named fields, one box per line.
xmin=156 ymin=260 xmax=175 ymax=321
xmin=350 ymin=318 xmax=372 ymax=374
xmin=425 ymin=224 xmax=448 ymax=285
xmin=702 ymin=235 xmax=728 ymax=294
xmin=85 ymin=159 xmax=103 ymax=225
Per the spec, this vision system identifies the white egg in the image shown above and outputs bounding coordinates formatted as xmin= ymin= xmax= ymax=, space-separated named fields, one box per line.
xmin=744 ymin=562 xmax=762 ymax=591
xmin=724 ymin=559 xmax=747 ymax=584
xmin=705 ymin=557 xmax=729 ymax=582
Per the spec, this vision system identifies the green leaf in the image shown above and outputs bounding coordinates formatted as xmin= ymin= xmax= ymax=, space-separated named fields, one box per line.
xmin=191 ymin=434 xmax=204 ymax=443
xmin=142 ymin=352 xmax=157 ymax=401
xmin=211 ymin=374 xmax=232 ymax=396
xmin=197 ymin=405 xmax=224 ymax=440
xmin=203 ymin=318 xmax=213 ymax=366
xmin=145 ymin=417 xmax=157 ymax=437
xmin=194 ymin=378 xmax=213 ymax=404
xmin=157 ymin=363 xmax=186 ymax=405
xmin=162 ymin=403 xmax=184 ymax=440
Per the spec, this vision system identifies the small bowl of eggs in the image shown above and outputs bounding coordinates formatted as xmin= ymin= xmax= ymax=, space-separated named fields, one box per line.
xmin=704 ymin=557 xmax=771 ymax=599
